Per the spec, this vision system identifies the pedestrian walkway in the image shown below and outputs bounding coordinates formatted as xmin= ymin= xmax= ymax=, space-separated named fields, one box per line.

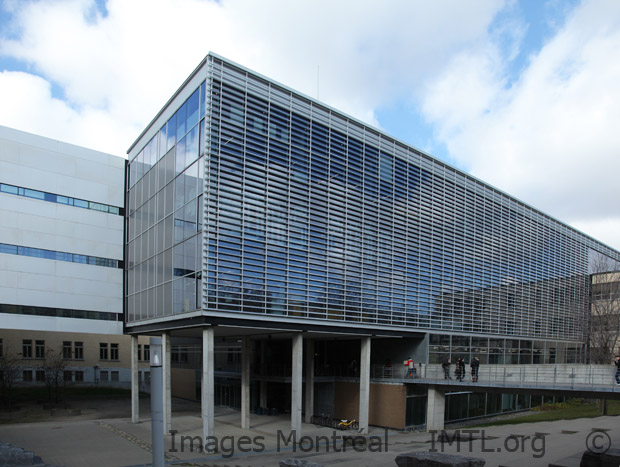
xmin=0 ymin=398 xmax=618 ymax=466
xmin=375 ymin=364 xmax=620 ymax=400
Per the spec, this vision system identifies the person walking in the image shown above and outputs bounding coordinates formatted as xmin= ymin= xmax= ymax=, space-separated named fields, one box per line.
xmin=442 ymin=357 xmax=452 ymax=380
xmin=404 ymin=357 xmax=416 ymax=379
xmin=614 ymin=356 xmax=620 ymax=385
xmin=470 ymin=356 xmax=480 ymax=382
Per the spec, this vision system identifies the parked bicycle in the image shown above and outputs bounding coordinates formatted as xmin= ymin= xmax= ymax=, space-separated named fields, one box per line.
xmin=337 ymin=418 xmax=359 ymax=430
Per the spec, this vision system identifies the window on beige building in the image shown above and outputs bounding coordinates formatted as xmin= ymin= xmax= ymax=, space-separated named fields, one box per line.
xmin=35 ymin=340 xmax=45 ymax=359
xmin=74 ymin=342 xmax=84 ymax=360
xmin=100 ymin=343 xmax=108 ymax=360
xmin=110 ymin=343 xmax=119 ymax=361
xmin=22 ymin=340 xmax=32 ymax=358
xmin=63 ymin=341 xmax=72 ymax=359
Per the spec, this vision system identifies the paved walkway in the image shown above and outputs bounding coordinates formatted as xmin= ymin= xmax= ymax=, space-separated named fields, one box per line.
xmin=0 ymin=398 xmax=618 ymax=466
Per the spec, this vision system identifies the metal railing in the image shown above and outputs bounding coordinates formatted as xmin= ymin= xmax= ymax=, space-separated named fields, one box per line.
xmin=224 ymin=361 xmax=620 ymax=391
xmin=372 ymin=363 xmax=620 ymax=390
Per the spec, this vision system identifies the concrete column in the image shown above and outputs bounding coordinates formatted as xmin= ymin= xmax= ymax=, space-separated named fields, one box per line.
xmin=359 ymin=336 xmax=371 ymax=434
xmin=202 ymin=327 xmax=215 ymax=442
xmin=426 ymin=386 xmax=445 ymax=431
xmin=162 ymin=332 xmax=172 ymax=435
xmin=131 ymin=335 xmax=139 ymax=423
xmin=304 ymin=339 xmax=315 ymax=424
xmin=259 ymin=341 xmax=267 ymax=409
xmin=291 ymin=333 xmax=303 ymax=436
xmin=241 ymin=337 xmax=251 ymax=429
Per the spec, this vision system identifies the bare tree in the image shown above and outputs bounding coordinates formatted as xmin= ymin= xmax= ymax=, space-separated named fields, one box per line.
xmin=589 ymin=255 xmax=620 ymax=364
xmin=40 ymin=348 xmax=68 ymax=404
xmin=0 ymin=347 xmax=21 ymax=410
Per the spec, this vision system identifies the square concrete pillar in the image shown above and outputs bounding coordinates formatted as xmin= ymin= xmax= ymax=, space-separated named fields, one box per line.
xmin=304 ymin=338 xmax=315 ymax=424
xmin=202 ymin=327 xmax=215 ymax=441
xmin=426 ymin=386 xmax=445 ymax=431
xmin=291 ymin=333 xmax=303 ymax=436
xmin=359 ymin=336 xmax=371 ymax=434
xmin=259 ymin=340 xmax=267 ymax=409
xmin=241 ymin=337 xmax=251 ymax=429
xmin=131 ymin=335 xmax=139 ymax=423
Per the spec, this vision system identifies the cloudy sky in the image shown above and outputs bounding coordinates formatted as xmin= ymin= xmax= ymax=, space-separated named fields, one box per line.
xmin=1 ymin=0 xmax=619 ymax=251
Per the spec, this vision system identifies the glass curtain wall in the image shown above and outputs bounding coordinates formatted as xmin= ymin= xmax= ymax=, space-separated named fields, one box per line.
xmin=127 ymin=82 xmax=206 ymax=321
xmin=126 ymin=55 xmax=620 ymax=352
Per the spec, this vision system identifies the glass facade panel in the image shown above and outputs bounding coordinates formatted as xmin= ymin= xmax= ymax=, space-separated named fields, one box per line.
xmin=125 ymin=55 xmax=620 ymax=354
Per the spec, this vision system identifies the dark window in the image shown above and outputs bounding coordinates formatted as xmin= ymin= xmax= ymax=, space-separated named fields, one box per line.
xmin=36 ymin=370 xmax=45 ymax=382
xmin=143 ymin=345 xmax=150 ymax=362
xmin=100 ymin=370 xmax=109 ymax=382
xmin=23 ymin=370 xmax=33 ymax=382
xmin=110 ymin=343 xmax=119 ymax=360
xmin=74 ymin=342 xmax=83 ymax=360
xmin=100 ymin=343 xmax=109 ymax=360
xmin=63 ymin=341 xmax=72 ymax=359
xmin=0 ymin=183 xmax=120 ymax=215
xmin=0 ymin=243 xmax=120 ymax=269
xmin=111 ymin=371 xmax=119 ymax=382
xmin=22 ymin=340 xmax=32 ymax=358
xmin=74 ymin=371 xmax=84 ymax=382
xmin=35 ymin=340 xmax=45 ymax=359
xmin=63 ymin=371 xmax=72 ymax=382
xmin=0 ymin=304 xmax=122 ymax=322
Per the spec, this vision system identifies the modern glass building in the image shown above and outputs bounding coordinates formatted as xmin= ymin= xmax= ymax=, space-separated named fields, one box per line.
xmin=125 ymin=53 xmax=620 ymax=432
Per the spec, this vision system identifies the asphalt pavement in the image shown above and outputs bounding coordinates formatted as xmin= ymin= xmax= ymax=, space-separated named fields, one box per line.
xmin=0 ymin=396 xmax=618 ymax=467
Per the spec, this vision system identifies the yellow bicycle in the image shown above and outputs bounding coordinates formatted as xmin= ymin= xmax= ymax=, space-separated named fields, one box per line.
xmin=337 ymin=418 xmax=359 ymax=430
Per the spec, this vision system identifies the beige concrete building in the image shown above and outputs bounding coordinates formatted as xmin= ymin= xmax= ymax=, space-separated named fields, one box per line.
xmin=0 ymin=330 xmax=151 ymax=388
xmin=0 ymin=126 xmax=136 ymax=390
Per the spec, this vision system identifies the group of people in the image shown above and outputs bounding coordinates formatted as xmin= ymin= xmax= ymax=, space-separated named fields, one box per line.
xmin=442 ymin=356 xmax=480 ymax=382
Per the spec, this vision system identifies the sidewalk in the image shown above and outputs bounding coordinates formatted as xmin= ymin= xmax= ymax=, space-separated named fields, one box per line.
xmin=0 ymin=397 xmax=618 ymax=466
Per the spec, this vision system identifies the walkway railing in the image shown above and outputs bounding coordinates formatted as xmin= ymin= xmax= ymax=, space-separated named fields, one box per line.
xmin=371 ymin=363 xmax=620 ymax=390
xmin=242 ymin=362 xmax=619 ymax=391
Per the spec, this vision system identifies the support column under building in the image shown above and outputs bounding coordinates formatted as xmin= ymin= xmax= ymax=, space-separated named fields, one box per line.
xmin=202 ymin=327 xmax=215 ymax=441
xmin=162 ymin=332 xmax=172 ymax=435
xmin=304 ymin=338 xmax=314 ymax=424
xmin=359 ymin=336 xmax=371 ymax=434
xmin=426 ymin=386 xmax=445 ymax=431
xmin=131 ymin=335 xmax=139 ymax=423
xmin=291 ymin=333 xmax=303 ymax=436
xmin=259 ymin=341 xmax=267 ymax=409
xmin=241 ymin=337 xmax=250 ymax=429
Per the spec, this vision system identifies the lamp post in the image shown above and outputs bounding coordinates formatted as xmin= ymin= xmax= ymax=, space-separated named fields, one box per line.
xmin=150 ymin=337 xmax=164 ymax=467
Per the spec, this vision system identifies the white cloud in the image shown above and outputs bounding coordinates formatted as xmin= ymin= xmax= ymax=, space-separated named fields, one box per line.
xmin=0 ymin=0 xmax=505 ymax=155
xmin=0 ymin=70 xmax=133 ymax=151
xmin=2 ymin=0 xmax=617 ymax=250
xmin=421 ymin=0 xmax=620 ymax=250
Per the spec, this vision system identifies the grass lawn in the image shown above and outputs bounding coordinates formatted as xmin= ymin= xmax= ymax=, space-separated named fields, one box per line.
xmin=473 ymin=399 xmax=620 ymax=427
